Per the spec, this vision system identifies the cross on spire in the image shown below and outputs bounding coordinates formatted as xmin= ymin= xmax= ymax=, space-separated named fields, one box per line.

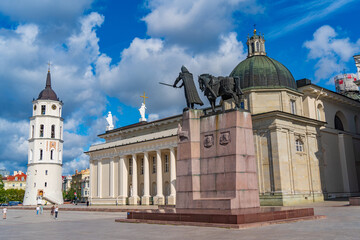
xmin=140 ymin=91 xmax=148 ymax=105
xmin=47 ymin=61 xmax=52 ymax=72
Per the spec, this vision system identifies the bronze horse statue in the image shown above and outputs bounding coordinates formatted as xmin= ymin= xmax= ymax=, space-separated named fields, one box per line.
xmin=198 ymin=74 xmax=243 ymax=112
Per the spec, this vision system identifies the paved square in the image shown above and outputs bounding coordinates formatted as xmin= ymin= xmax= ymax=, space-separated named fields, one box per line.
xmin=1 ymin=203 xmax=360 ymax=240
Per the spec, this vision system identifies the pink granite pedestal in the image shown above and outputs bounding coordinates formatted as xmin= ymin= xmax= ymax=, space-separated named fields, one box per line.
xmin=176 ymin=109 xmax=259 ymax=210
xmin=119 ymin=109 xmax=321 ymax=228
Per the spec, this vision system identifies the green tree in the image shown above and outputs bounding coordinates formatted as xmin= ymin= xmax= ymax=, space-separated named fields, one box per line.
xmin=6 ymin=189 xmax=25 ymax=202
xmin=65 ymin=188 xmax=76 ymax=201
xmin=0 ymin=174 xmax=4 ymax=189
xmin=0 ymin=188 xmax=6 ymax=203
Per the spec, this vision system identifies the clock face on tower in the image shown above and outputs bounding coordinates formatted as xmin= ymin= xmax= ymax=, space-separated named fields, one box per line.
xmin=52 ymin=104 xmax=57 ymax=110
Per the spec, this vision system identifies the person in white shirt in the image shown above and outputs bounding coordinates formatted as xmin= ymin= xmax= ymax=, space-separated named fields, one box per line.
xmin=54 ymin=205 xmax=59 ymax=219
xmin=2 ymin=207 xmax=7 ymax=219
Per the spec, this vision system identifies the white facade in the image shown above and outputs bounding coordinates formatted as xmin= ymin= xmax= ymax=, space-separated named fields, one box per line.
xmin=23 ymin=72 xmax=64 ymax=205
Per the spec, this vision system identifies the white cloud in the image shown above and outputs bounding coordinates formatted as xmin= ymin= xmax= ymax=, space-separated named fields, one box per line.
xmin=304 ymin=25 xmax=360 ymax=83
xmin=96 ymin=32 xmax=247 ymax=116
xmin=0 ymin=118 xmax=29 ymax=172
xmin=148 ymin=113 xmax=160 ymax=122
xmin=62 ymin=153 xmax=89 ymax=175
xmin=0 ymin=12 xmax=108 ymax=175
xmin=143 ymin=0 xmax=263 ymax=50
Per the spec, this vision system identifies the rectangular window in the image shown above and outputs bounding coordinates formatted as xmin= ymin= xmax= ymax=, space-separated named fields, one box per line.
xmin=50 ymin=150 xmax=54 ymax=160
xmin=165 ymin=155 xmax=169 ymax=173
xmin=45 ymin=182 xmax=47 ymax=187
xmin=295 ymin=139 xmax=304 ymax=152
xmin=290 ymin=100 xmax=296 ymax=114
xmin=40 ymin=125 xmax=44 ymax=137
xmin=20 ymin=183 xmax=22 ymax=187
xmin=32 ymin=125 xmax=34 ymax=138
xmin=45 ymin=170 xmax=48 ymax=175
xmin=129 ymin=158 xmax=132 ymax=175
xmin=41 ymin=105 xmax=46 ymax=115
xmin=34 ymin=183 xmax=36 ymax=187
xmin=152 ymin=157 xmax=156 ymax=174
xmin=40 ymin=149 xmax=43 ymax=160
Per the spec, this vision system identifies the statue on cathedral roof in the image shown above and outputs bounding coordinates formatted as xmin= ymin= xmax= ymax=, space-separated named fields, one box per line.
xmin=106 ymin=111 xmax=114 ymax=131
xmin=139 ymin=103 xmax=147 ymax=122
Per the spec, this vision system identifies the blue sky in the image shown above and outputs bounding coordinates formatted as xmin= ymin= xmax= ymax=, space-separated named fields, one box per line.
xmin=0 ymin=0 xmax=359 ymax=175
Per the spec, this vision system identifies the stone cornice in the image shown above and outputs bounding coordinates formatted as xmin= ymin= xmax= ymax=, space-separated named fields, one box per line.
xmin=98 ymin=115 xmax=181 ymax=139
xmin=252 ymin=110 xmax=326 ymax=127
xmin=86 ymin=136 xmax=178 ymax=160
xmin=30 ymin=115 xmax=64 ymax=121
xmin=28 ymin=138 xmax=64 ymax=143
xmin=299 ymin=84 xmax=360 ymax=109
xmin=243 ymin=86 xmax=303 ymax=96
xmin=27 ymin=162 xmax=62 ymax=167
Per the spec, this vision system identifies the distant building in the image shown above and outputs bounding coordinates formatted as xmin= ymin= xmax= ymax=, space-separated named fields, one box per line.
xmin=0 ymin=169 xmax=10 ymax=177
xmin=81 ymin=175 xmax=90 ymax=202
xmin=71 ymin=169 xmax=90 ymax=202
xmin=62 ymin=176 xmax=72 ymax=192
xmin=4 ymin=171 xmax=27 ymax=190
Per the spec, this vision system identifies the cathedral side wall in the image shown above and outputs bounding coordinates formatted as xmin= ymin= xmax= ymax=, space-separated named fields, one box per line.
xmin=247 ymin=89 xmax=303 ymax=115
xmin=253 ymin=114 xmax=323 ymax=205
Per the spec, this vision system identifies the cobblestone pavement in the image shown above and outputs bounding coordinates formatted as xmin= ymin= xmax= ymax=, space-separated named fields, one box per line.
xmin=0 ymin=202 xmax=360 ymax=240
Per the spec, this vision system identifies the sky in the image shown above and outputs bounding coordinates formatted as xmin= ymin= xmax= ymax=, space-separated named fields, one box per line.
xmin=0 ymin=0 xmax=359 ymax=176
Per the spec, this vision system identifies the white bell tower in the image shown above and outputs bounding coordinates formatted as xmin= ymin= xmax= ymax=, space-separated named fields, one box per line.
xmin=23 ymin=69 xmax=64 ymax=205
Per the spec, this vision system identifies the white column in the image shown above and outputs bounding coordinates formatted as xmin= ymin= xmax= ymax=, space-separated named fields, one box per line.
xmin=89 ymin=160 xmax=94 ymax=204
xmin=129 ymin=154 xmax=139 ymax=205
xmin=118 ymin=156 xmax=127 ymax=205
xmin=109 ymin=158 xmax=115 ymax=198
xmin=168 ymin=147 xmax=176 ymax=205
xmin=155 ymin=149 xmax=164 ymax=205
xmin=142 ymin=152 xmax=150 ymax=205
xmin=97 ymin=160 xmax=102 ymax=198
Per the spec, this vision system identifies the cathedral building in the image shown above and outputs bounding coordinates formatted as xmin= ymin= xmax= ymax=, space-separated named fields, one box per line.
xmin=23 ymin=70 xmax=64 ymax=205
xmin=87 ymin=29 xmax=360 ymax=206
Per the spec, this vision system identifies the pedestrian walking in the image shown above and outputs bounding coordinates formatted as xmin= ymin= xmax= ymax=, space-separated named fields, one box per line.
xmin=2 ymin=207 xmax=7 ymax=219
xmin=54 ymin=205 xmax=59 ymax=219
xmin=36 ymin=206 xmax=40 ymax=215
xmin=40 ymin=205 xmax=43 ymax=214
xmin=50 ymin=205 xmax=54 ymax=216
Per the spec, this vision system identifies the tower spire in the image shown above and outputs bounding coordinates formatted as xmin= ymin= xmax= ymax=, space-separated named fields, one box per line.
xmin=46 ymin=70 xmax=52 ymax=88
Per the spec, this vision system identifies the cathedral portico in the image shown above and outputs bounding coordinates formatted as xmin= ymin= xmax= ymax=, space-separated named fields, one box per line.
xmin=86 ymin=117 xmax=181 ymax=206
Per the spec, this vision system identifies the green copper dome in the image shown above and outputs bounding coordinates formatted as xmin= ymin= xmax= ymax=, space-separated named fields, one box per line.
xmin=230 ymin=55 xmax=297 ymax=90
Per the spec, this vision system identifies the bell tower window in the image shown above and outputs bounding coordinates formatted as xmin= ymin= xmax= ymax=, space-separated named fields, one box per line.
xmin=40 ymin=149 xmax=43 ymax=160
xmin=51 ymin=125 xmax=55 ymax=138
xmin=41 ymin=105 xmax=46 ymax=115
xmin=40 ymin=125 xmax=44 ymax=137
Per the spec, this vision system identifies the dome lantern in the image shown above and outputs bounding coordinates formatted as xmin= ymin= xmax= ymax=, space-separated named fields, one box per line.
xmin=230 ymin=28 xmax=297 ymax=90
xmin=247 ymin=26 xmax=266 ymax=57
